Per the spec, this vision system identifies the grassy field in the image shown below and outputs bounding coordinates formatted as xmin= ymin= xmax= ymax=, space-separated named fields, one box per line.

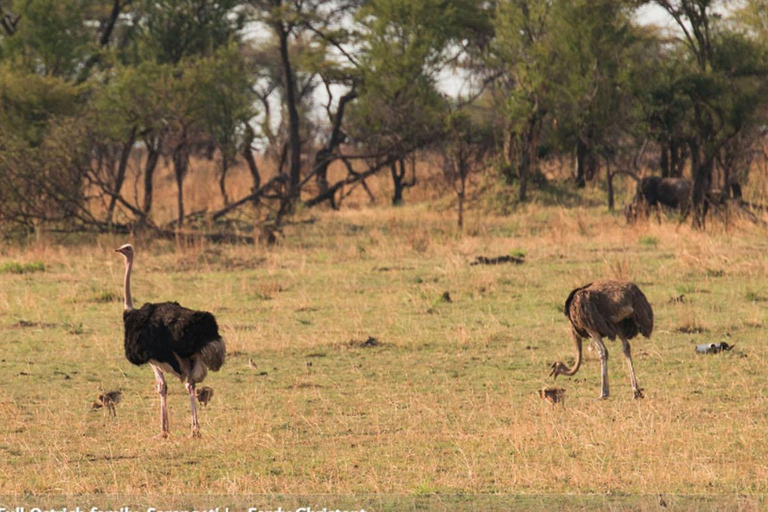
xmin=1 ymin=194 xmax=768 ymax=509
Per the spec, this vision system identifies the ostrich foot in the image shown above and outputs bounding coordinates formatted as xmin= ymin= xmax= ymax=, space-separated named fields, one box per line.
xmin=634 ymin=388 xmax=645 ymax=399
xmin=189 ymin=429 xmax=201 ymax=439
xmin=154 ymin=431 xmax=169 ymax=439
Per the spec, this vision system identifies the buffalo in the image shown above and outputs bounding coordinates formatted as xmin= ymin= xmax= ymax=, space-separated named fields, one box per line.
xmin=625 ymin=176 xmax=692 ymax=223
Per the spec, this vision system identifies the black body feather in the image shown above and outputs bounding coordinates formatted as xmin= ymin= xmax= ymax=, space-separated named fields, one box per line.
xmin=123 ymin=302 xmax=221 ymax=373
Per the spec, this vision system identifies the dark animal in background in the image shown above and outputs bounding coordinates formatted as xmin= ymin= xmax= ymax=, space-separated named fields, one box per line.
xmin=626 ymin=176 xmax=692 ymax=223
xmin=116 ymin=244 xmax=226 ymax=437
xmin=550 ymin=280 xmax=653 ymax=399
xmin=92 ymin=390 xmax=123 ymax=416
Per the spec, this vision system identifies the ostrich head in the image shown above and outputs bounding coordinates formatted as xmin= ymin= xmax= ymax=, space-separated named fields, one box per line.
xmin=549 ymin=361 xmax=571 ymax=379
xmin=115 ymin=243 xmax=134 ymax=259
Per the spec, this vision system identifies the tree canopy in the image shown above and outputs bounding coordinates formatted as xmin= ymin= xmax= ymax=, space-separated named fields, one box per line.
xmin=0 ymin=0 xmax=767 ymax=238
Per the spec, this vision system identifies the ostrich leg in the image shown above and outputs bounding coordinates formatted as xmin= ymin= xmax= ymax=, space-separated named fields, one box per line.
xmin=619 ymin=334 xmax=644 ymax=399
xmin=591 ymin=332 xmax=610 ymax=399
xmin=152 ymin=364 xmax=169 ymax=437
xmin=185 ymin=381 xmax=200 ymax=437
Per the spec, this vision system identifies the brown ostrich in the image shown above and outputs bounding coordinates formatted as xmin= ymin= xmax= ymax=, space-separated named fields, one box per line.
xmin=550 ymin=280 xmax=653 ymax=399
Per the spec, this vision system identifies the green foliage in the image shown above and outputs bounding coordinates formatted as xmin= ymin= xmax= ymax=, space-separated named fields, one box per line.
xmin=490 ymin=0 xmax=552 ymax=131
xmin=546 ymin=0 xmax=638 ymax=150
xmin=349 ymin=0 xmax=488 ymax=155
xmin=0 ymin=64 xmax=86 ymax=144
xmin=133 ymin=0 xmax=245 ymax=65
xmin=185 ymin=46 xmax=257 ymax=161
xmin=0 ymin=64 xmax=91 ymax=236
xmin=1 ymin=0 xmax=97 ymax=78
xmin=733 ymin=0 xmax=768 ymax=45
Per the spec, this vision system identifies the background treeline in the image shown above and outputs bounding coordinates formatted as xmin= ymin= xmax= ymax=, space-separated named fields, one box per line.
xmin=1 ymin=0 xmax=768 ymax=239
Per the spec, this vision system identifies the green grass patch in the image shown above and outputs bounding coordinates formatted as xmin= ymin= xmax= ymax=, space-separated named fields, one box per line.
xmin=0 ymin=260 xmax=45 ymax=274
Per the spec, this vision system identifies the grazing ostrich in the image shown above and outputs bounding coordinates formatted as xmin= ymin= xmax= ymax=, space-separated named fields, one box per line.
xmin=115 ymin=244 xmax=226 ymax=437
xmin=550 ymin=280 xmax=653 ymax=399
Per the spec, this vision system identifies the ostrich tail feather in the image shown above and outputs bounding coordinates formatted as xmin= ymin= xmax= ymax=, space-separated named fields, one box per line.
xmin=200 ymin=338 xmax=226 ymax=371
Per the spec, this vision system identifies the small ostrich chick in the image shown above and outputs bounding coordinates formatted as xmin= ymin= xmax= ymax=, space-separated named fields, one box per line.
xmin=539 ymin=387 xmax=566 ymax=406
xmin=92 ymin=390 xmax=123 ymax=416
xmin=196 ymin=386 xmax=214 ymax=407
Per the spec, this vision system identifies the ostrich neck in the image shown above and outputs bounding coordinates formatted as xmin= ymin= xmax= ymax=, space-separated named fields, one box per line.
xmin=123 ymin=256 xmax=134 ymax=311
xmin=561 ymin=329 xmax=583 ymax=376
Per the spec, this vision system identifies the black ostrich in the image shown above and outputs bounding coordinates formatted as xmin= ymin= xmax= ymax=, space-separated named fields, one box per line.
xmin=116 ymin=244 xmax=226 ymax=437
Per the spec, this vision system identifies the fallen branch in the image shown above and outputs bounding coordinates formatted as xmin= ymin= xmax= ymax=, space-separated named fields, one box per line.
xmin=470 ymin=255 xmax=526 ymax=266
xmin=153 ymin=229 xmax=254 ymax=244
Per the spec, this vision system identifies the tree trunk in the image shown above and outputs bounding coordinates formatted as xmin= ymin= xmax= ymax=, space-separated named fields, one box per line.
xmin=518 ymin=115 xmax=541 ymax=202
xmin=458 ymin=161 xmax=467 ymax=231
xmin=172 ymin=134 xmax=189 ymax=228
xmin=391 ymin=160 xmax=405 ymax=206
xmin=518 ymin=138 xmax=530 ymax=202
xmin=142 ymin=136 xmax=161 ymax=217
xmin=106 ymin=125 xmax=137 ymax=224
xmin=242 ymin=126 xmax=261 ymax=205
xmin=585 ymin=149 xmax=598 ymax=183
xmin=276 ymin=21 xmax=301 ymax=204
xmin=606 ymin=159 xmax=615 ymax=211
xmin=219 ymin=158 xmax=230 ymax=206
xmin=315 ymin=90 xmax=357 ymax=199
xmin=76 ymin=0 xmax=128 ymax=84
xmin=575 ymin=138 xmax=587 ymax=188
xmin=690 ymin=140 xmax=714 ymax=229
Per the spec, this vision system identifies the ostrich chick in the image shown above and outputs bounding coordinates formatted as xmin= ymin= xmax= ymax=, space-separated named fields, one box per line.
xmin=116 ymin=244 xmax=226 ymax=437
xmin=550 ymin=280 xmax=653 ymax=400
xmin=196 ymin=386 xmax=214 ymax=407
xmin=539 ymin=387 xmax=566 ymax=406
xmin=92 ymin=390 xmax=123 ymax=416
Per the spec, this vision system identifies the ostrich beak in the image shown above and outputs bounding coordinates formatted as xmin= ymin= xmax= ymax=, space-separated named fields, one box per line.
xmin=549 ymin=362 xmax=559 ymax=379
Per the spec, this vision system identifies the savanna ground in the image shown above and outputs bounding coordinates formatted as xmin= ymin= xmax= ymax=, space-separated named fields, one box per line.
xmin=1 ymin=162 xmax=768 ymax=511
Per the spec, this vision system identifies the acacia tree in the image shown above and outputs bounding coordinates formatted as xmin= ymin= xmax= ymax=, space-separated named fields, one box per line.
xmin=443 ymin=106 xmax=493 ymax=229
xmin=654 ymin=0 xmax=768 ymax=227
xmin=129 ymin=0 xmax=245 ymax=227
xmin=187 ymin=46 xmax=256 ymax=206
xmin=0 ymin=66 xmax=92 ymax=235
xmin=348 ymin=0 xmax=487 ymax=205
xmin=547 ymin=0 xmax=639 ymax=190
xmin=488 ymin=0 xmax=554 ymax=202
xmin=245 ymin=1 xmax=360 ymax=212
